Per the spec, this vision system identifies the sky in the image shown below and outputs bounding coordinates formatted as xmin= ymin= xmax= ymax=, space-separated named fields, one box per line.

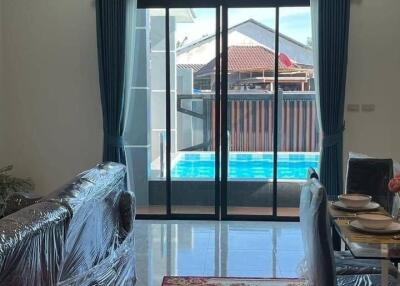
xmin=175 ymin=7 xmax=312 ymax=47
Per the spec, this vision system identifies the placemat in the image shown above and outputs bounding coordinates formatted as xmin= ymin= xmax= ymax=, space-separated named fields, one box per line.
xmin=328 ymin=203 xmax=388 ymax=218
xmin=335 ymin=219 xmax=400 ymax=244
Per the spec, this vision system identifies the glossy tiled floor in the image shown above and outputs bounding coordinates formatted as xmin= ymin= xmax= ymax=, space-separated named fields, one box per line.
xmin=134 ymin=220 xmax=304 ymax=286
xmin=136 ymin=206 xmax=299 ymax=217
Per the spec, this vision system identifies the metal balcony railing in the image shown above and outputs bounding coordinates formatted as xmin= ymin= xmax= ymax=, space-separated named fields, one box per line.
xmin=177 ymin=91 xmax=321 ymax=152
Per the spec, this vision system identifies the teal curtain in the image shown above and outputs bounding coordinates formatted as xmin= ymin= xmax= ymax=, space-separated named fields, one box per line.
xmin=96 ymin=0 xmax=127 ymax=163
xmin=311 ymin=0 xmax=350 ymax=196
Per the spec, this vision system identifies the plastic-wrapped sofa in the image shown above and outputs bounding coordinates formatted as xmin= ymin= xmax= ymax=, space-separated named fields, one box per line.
xmin=0 ymin=162 xmax=136 ymax=285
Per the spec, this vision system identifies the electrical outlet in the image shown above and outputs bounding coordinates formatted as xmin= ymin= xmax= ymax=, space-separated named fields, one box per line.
xmin=361 ymin=104 xmax=375 ymax=112
xmin=347 ymin=104 xmax=360 ymax=112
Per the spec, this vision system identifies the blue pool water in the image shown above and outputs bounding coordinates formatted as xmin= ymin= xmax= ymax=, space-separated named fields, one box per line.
xmin=171 ymin=152 xmax=320 ymax=180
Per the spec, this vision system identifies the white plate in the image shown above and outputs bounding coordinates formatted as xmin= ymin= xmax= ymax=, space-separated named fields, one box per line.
xmin=331 ymin=201 xmax=380 ymax=212
xmin=350 ymin=220 xmax=400 ymax=234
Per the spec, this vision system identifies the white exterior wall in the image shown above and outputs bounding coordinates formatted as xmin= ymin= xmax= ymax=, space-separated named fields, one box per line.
xmin=235 ymin=21 xmax=313 ymax=65
xmin=177 ymin=68 xmax=195 ymax=150
xmin=150 ymin=16 xmax=178 ymax=160
xmin=177 ymin=20 xmax=313 ymax=66
xmin=177 ymin=38 xmax=216 ymax=65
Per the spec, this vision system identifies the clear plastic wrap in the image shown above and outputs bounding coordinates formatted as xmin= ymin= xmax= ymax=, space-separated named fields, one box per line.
xmin=3 ymin=192 xmax=42 ymax=217
xmin=0 ymin=162 xmax=136 ymax=286
xmin=299 ymin=179 xmax=399 ymax=286
xmin=299 ymin=178 xmax=336 ymax=286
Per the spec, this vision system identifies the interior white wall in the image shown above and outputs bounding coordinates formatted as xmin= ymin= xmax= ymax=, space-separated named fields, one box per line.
xmin=0 ymin=0 xmax=399 ymax=194
xmin=1 ymin=0 xmax=103 ymax=194
xmin=0 ymin=2 xmax=3 ymax=155
xmin=344 ymin=0 xmax=400 ymax=163
xmin=0 ymin=2 xmax=7 ymax=161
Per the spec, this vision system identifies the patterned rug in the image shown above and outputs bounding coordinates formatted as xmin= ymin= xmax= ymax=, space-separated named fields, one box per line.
xmin=162 ymin=276 xmax=305 ymax=286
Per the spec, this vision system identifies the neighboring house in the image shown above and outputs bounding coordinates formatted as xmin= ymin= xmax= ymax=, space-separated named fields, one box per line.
xmin=174 ymin=18 xmax=317 ymax=155
xmin=177 ymin=18 xmax=313 ymax=92
xmin=195 ymin=46 xmax=312 ymax=91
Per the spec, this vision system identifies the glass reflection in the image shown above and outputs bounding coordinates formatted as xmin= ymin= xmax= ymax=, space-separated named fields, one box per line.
xmin=135 ymin=221 xmax=304 ymax=286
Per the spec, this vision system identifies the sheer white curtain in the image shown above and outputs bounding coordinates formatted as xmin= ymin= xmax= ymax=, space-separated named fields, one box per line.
xmin=123 ymin=0 xmax=137 ymax=192
xmin=310 ymin=0 xmax=322 ymax=140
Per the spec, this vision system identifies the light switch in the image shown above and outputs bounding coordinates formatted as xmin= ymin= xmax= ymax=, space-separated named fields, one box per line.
xmin=347 ymin=104 xmax=360 ymax=112
xmin=361 ymin=104 xmax=375 ymax=112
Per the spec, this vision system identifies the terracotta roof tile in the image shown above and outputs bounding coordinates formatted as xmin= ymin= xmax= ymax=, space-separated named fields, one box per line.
xmin=197 ymin=46 xmax=297 ymax=76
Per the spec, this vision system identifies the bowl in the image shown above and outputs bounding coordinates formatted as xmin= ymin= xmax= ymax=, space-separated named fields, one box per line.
xmin=338 ymin=194 xmax=371 ymax=208
xmin=356 ymin=213 xmax=393 ymax=230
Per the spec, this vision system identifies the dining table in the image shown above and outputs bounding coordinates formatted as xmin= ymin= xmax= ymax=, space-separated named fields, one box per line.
xmin=329 ymin=202 xmax=400 ymax=286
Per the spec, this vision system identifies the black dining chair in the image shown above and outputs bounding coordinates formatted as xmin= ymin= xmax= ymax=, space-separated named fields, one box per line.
xmin=307 ymin=168 xmax=399 ymax=277
xmin=299 ymin=178 xmax=398 ymax=285
xmin=346 ymin=158 xmax=394 ymax=213
xmin=307 ymin=167 xmax=319 ymax=180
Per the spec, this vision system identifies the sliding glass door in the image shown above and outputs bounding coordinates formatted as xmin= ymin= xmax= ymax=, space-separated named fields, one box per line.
xmin=134 ymin=0 xmax=317 ymax=220
xmin=132 ymin=6 xmax=221 ymax=218
xmin=276 ymin=7 xmax=320 ymax=217
xmin=225 ymin=7 xmax=276 ymax=216
xmin=170 ymin=8 xmax=218 ymax=215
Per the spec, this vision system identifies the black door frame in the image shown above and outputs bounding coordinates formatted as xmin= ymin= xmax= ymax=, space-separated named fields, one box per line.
xmin=136 ymin=0 xmax=310 ymax=221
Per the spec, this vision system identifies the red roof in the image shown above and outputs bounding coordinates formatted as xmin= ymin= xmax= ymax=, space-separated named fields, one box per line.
xmin=197 ymin=46 xmax=297 ymax=76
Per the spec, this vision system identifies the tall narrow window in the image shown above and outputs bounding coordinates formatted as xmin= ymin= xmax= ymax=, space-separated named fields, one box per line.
xmin=226 ymin=8 xmax=276 ymax=216
xmin=171 ymin=8 xmax=217 ymax=215
xmin=127 ymin=9 xmax=168 ymax=215
xmin=277 ymin=7 xmax=320 ymax=217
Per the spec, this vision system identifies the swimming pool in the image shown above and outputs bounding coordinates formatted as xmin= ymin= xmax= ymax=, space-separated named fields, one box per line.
xmin=171 ymin=152 xmax=320 ymax=180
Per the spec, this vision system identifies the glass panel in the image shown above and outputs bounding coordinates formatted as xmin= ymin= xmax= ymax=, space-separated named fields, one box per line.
xmin=128 ymin=9 xmax=167 ymax=215
xmin=226 ymin=225 xmax=274 ymax=276
xmin=171 ymin=8 xmax=217 ymax=215
xmin=226 ymin=8 xmax=276 ymax=216
xmin=331 ymin=213 xmax=400 ymax=260
xmin=277 ymin=7 xmax=320 ymax=217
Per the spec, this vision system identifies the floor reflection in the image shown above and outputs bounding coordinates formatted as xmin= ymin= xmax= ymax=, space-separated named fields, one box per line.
xmin=135 ymin=220 xmax=304 ymax=286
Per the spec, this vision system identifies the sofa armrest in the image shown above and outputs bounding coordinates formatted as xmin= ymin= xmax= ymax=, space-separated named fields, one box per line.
xmin=118 ymin=191 xmax=136 ymax=240
xmin=3 ymin=192 xmax=42 ymax=217
xmin=0 ymin=201 xmax=69 ymax=285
